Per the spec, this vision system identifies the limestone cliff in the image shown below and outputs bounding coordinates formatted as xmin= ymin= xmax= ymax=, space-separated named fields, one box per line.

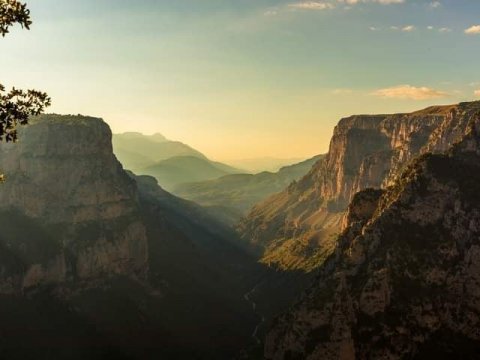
xmin=0 ymin=114 xmax=148 ymax=292
xmin=238 ymin=101 xmax=480 ymax=271
xmin=265 ymin=117 xmax=480 ymax=359
xmin=0 ymin=114 xmax=260 ymax=359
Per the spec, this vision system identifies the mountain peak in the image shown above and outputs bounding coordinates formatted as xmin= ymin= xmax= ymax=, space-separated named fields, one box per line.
xmin=115 ymin=132 xmax=167 ymax=142
xmin=149 ymin=132 xmax=168 ymax=142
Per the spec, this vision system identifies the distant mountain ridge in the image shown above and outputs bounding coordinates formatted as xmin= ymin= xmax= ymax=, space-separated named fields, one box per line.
xmin=174 ymin=155 xmax=324 ymax=223
xmin=228 ymin=157 xmax=306 ymax=173
xmin=140 ymin=155 xmax=240 ymax=191
xmin=113 ymin=132 xmax=206 ymax=171
xmin=119 ymin=131 xmax=168 ymax=142
xmin=112 ymin=132 xmax=242 ymax=190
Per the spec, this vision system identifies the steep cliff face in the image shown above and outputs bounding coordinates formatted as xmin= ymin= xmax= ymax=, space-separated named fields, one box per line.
xmin=0 ymin=115 xmax=261 ymax=359
xmin=265 ymin=119 xmax=480 ymax=359
xmin=239 ymin=101 xmax=480 ymax=271
xmin=0 ymin=115 xmax=148 ymax=292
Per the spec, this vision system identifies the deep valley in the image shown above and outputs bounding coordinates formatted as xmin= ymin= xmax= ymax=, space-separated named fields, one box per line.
xmin=1 ymin=101 xmax=479 ymax=359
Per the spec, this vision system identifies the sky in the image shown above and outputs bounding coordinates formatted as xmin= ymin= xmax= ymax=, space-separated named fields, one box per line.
xmin=1 ymin=0 xmax=480 ymax=161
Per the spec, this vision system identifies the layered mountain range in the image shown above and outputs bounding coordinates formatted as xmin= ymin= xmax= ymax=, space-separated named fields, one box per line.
xmin=264 ymin=108 xmax=480 ymax=359
xmin=112 ymin=132 xmax=242 ymax=191
xmin=239 ymin=101 xmax=480 ymax=272
xmin=0 ymin=115 xmax=261 ymax=359
xmin=175 ymin=155 xmax=323 ymax=224
xmin=112 ymin=132 xmax=205 ymax=171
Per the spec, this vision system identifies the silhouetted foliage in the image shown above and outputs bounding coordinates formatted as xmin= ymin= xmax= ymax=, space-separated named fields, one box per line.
xmin=0 ymin=85 xmax=51 ymax=142
xmin=0 ymin=0 xmax=51 ymax=143
xmin=0 ymin=0 xmax=31 ymax=36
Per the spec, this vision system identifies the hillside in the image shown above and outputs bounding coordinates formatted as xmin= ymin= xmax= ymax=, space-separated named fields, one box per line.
xmin=140 ymin=155 xmax=240 ymax=191
xmin=112 ymin=132 xmax=207 ymax=172
xmin=113 ymin=132 xmax=242 ymax=189
xmin=265 ymin=118 xmax=480 ymax=359
xmin=0 ymin=115 xmax=262 ymax=359
xmin=238 ymin=101 xmax=480 ymax=272
xmin=174 ymin=155 xmax=324 ymax=222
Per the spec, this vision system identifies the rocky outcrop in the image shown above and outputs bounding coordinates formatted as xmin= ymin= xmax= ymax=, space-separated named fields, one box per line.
xmin=265 ymin=116 xmax=480 ymax=359
xmin=239 ymin=101 xmax=480 ymax=271
xmin=0 ymin=115 xmax=262 ymax=359
xmin=340 ymin=188 xmax=384 ymax=231
xmin=0 ymin=115 xmax=148 ymax=292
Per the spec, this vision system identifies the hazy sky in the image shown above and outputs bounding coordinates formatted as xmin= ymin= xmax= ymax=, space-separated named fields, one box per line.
xmin=1 ymin=0 xmax=479 ymax=161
